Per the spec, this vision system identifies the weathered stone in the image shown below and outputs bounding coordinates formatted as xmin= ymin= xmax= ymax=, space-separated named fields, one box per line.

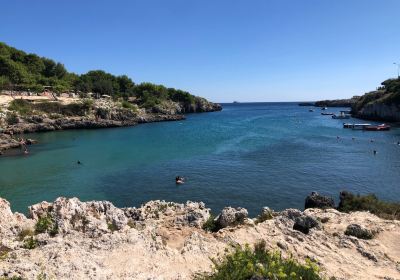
xmin=304 ymin=192 xmax=335 ymax=209
xmin=293 ymin=215 xmax=321 ymax=234
xmin=216 ymin=207 xmax=248 ymax=228
xmin=345 ymin=224 xmax=374 ymax=240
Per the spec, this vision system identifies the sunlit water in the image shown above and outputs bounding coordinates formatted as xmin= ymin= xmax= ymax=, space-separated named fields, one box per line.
xmin=1 ymin=103 xmax=399 ymax=215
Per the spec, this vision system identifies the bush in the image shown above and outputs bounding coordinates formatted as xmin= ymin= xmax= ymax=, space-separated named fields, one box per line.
xmin=195 ymin=240 xmax=322 ymax=280
xmin=120 ymin=100 xmax=136 ymax=111
xmin=107 ymin=223 xmax=118 ymax=232
xmin=202 ymin=214 xmax=221 ymax=233
xmin=338 ymin=192 xmax=400 ymax=220
xmin=8 ymin=99 xmax=32 ymax=115
xmin=35 ymin=216 xmax=58 ymax=236
xmin=23 ymin=236 xmax=38 ymax=249
xmin=5 ymin=112 xmax=19 ymax=125
xmin=18 ymin=228 xmax=34 ymax=241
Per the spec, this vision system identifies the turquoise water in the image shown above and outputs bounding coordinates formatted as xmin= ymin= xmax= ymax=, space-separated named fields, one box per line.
xmin=1 ymin=103 xmax=400 ymax=215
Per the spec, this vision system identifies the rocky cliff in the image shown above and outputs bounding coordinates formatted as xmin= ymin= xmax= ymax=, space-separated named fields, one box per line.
xmin=0 ymin=96 xmax=221 ymax=154
xmin=0 ymin=195 xmax=399 ymax=280
xmin=351 ymin=78 xmax=400 ymax=122
xmin=314 ymin=96 xmax=360 ymax=108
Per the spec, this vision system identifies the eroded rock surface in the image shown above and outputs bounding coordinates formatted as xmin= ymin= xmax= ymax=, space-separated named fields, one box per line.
xmin=1 ymin=197 xmax=400 ymax=280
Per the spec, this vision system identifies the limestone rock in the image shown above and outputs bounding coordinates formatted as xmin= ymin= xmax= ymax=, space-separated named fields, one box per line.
xmin=304 ymin=192 xmax=335 ymax=209
xmin=216 ymin=207 xmax=248 ymax=228
xmin=293 ymin=215 xmax=321 ymax=234
xmin=345 ymin=224 xmax=374 ymax=240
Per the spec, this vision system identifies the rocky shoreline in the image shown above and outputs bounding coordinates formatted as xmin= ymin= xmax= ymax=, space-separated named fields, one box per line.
xmin=0 ymin=192 xmax=399 ymax=280
xmin=0 ymin=97 xmax=222 ymax=155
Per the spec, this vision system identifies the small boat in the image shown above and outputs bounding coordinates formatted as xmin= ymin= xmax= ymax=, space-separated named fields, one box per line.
xmin=364 ymin=124 xmax=391 ymax=131
xmin=321 ymin=112 xmax=334 ymax=115
xmin=321 ymin=107 xmax=328 ymax=110
xmin=309 ymin=109 xmax=314 ymax=112
xmin=332 ymin=112 xmax=350 ymax=119
xmin=343 ymin=123 xmax=372 ymax=129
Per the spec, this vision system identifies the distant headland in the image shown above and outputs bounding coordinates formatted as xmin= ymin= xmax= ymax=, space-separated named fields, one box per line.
xmin=299 ymin=77 xmax=400 ymax=122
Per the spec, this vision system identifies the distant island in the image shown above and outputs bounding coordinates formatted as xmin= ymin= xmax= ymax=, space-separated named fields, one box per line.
xmin=300 ymin=77 xmax=400 ymax=122
xmin=0 ymin=43 xmax=222 ymax=154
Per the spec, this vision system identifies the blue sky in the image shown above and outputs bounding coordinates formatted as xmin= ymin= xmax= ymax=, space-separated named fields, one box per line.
xmin=1 ymin=0 xmax=399 ymax=102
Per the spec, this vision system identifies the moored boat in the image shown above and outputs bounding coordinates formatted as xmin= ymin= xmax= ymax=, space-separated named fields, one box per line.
xmin=332 ymin=112 xmax=350 ymax=119
xmin=364 ymin=124 xmax=391 ymax=131
xmin=321 ymin=112 xmax=334 ymax=115
xmin=343 ymin=123 xmax=372 ymax=129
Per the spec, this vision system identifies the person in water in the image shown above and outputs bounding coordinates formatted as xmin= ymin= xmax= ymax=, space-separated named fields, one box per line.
xmin=77 ymin=160 xmax=82 ymax=165
xmin=176 ymin=176 xmax=185 ymax=184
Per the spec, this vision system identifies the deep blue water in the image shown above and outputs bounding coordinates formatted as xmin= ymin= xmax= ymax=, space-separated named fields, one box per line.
xmin=1 ymin=103 xmax=400 ymax=215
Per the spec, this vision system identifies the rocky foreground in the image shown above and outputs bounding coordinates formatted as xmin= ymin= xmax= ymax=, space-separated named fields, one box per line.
xmin=0 ymin=194 xmax=399 ymax=280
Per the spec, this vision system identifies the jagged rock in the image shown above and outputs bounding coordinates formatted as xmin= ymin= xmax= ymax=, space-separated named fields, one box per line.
xmin=280 ymin=209 xmax=303 ymax=221
xmin=1 ymin=197 xmax=400 ymax=280
xmin=293 ymin=215 xmax=321 ymax=234
xmin=345 ymin=224 xmax=374 ymax=240
xmin=216 ymin=207 xmax=248 ymax=228
xmin=304 ymin=192 xmax=335 ymax=209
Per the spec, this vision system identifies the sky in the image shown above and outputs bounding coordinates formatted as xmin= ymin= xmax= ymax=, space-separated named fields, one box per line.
xmin=1 ymin=0 xmax=399 ymax=102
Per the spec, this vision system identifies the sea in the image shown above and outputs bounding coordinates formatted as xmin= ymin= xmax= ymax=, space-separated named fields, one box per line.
xmin=1 ymin=102 xmax=399 ymax=216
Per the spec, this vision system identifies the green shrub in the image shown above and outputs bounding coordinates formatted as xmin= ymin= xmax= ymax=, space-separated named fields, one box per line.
xmin=23 ymin=236 xmax=38 ymax=249
xmin=338 ymin=192 xmax=400 ymax=220
xmin=107 ymin=223 xmax=118 ymax=232
xmin=202 ymin=214 xmax=221 ymax=233
xmin=8 ymin=99 xmax=32 ymax=115
xmin=0 ymin=245 xmax=11 ymax=260
xmin=18 ymin=228 xmax=34 ymax=241
xmin=5 ymin=112 xmax=19 ymax=125
xmin=195 ymin=240 xmax=322 ymax=280
xmin=255 ymin=210 xmax=273 ymax=224
xmin=35 ymin=216 xmax=58 ymax=236
xmin=120 ymin=100 xmax=136 ymax=111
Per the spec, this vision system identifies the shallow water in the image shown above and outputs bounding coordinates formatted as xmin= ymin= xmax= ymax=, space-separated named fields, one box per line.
xmin=1 ymin=103 xmax=399 ymax=215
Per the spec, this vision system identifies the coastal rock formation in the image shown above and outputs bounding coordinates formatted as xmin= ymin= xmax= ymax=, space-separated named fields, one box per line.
xmin=314 ymin=96 xmax=360 ymax=107
xmin=0 ymin=97 xmax=221 ymax=154
xmin=305 ymin=192 xmax=335 ymax=209
xmin=350 ymin=78 xmax=400 ymax=122
xmin=345 ymin=224 xmax=375 ymax=240
xmin=216 ymin=207 xmax=249 ymax=228
xmin=1 ymin=197 xmax=400 ymax=280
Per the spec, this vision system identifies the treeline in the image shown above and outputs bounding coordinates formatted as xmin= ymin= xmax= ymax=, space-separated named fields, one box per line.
xmin=0 ymin=42 xmax=196 ymax=107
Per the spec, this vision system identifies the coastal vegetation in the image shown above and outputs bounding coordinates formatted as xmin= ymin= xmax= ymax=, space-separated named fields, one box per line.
xmin=195 ymin=240 xmax=322 ymax=280
xmin=338 ymin=192 xmax=400 ymax=220
xmin=0 ymin=42 xmax=206 ymax=110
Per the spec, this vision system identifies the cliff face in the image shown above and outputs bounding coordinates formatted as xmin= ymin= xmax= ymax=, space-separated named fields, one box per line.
xmin=314 ymin=96 xmax=360 ymax=107
xmin=1 ymin=196 xmax=399 ymax=280
xmin=351 ymin=79 xmax=400 ymax=122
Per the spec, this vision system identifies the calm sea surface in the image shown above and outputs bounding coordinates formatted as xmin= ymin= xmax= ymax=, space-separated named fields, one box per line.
xmin=1 ymin=103 xmax=400 ymax=215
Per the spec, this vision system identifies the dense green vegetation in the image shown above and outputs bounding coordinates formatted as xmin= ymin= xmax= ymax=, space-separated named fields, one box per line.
xmin=8 ymin=99 xmax=92 ymax=117
xmin=202 ymin=214 xmax=221 ymax=232
xmin=338 ymin=192 xmax=400 ymax=220
xmin=0 ymin=42 xmax=198 ymax=106
xmin=352 ymin=77 xmax=400 ymax=112
xmin=195 ymin=240 xmax=323 ymax=280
